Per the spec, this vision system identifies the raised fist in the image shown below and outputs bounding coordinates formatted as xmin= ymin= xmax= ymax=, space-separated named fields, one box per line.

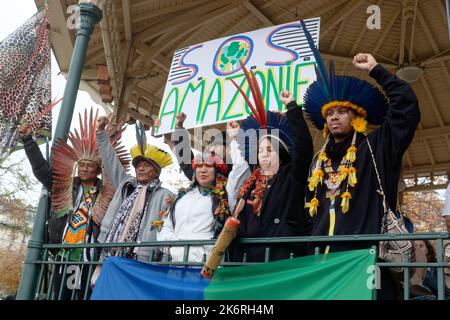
xmin=227 ymin=121 xmax=240 ymax=140
xmin=279 ymin=90 xmax=295 ymax=106
xmin=352 ymin=53 xmax=378 ymax=72
xmin=154 ymin=118 xmax=161 ymax=128
xmin=18 ymin=123 xmax=32 ymax=138
xmin=97 ymin=116 xmax=109 ymax=132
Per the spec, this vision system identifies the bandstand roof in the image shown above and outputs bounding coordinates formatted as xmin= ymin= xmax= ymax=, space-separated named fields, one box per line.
xmin=43 ymin=0 xmax=450 ymax=188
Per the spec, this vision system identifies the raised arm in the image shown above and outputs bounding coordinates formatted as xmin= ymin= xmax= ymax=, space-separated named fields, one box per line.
xmin=18 ymin=124 xmax=52 ymax=190
xmin=225 ymin=121 xmax=251 ymax=212
xmin=96 ymin=116 xmax=127 ymax=188
xmin=280 ymin=91 xmax=314 ymax=183
xmin=354 ymin=53 xmax=420 ymax=156
xmin=155 ymin=113 xmax=194 ymax=180
xmin=172 ymin=128 xmax=194 ymax=180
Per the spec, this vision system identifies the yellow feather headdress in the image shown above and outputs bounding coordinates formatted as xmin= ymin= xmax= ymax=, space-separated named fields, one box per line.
xmin=130 ymin=121 xmax=173 ymax=170
xmin=130 ymin=144 xmax=173 ymax=170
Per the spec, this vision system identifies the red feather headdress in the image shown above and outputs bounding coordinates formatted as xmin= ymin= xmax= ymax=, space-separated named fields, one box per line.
xmin=51 ymin=108 xmax=130 ymax=225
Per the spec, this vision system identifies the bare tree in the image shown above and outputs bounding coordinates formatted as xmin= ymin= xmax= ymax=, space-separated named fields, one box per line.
xmin=0 ymin=158 xmax=35 ymax=199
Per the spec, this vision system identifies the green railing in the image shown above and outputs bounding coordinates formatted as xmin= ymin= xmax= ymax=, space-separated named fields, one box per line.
xmin=27 ymin=232 xmax=449 ymax=300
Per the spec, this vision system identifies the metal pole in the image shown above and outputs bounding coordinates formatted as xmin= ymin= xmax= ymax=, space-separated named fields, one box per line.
xmin=17 ymin=2 xmax=102 ymax=300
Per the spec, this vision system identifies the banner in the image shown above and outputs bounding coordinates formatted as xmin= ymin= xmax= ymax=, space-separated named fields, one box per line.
xmin=156 ymin=18 xmax=320 ymax=135
xmin=91 ymin=249 xmax=376 ymax=300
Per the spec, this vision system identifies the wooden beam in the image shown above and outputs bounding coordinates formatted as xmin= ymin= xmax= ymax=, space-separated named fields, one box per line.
xmin=407 ymin=0 xmax=419 ymax=63
xmin=122 ymin=0 xmax=132 ymax=41
xmin=116 ymin=78 xmax=138 ymax=122
xmin=404 ymin=150 xmax=413 ymax=168
xmin=416 ymin=121 xmax=438 ymax=167
xmin=320 ymin=51 xmax=397 ymax=68
xmin=85 ymin=47 xmax=106 ymax=65
xmin=152 ymin=54 xmax=171 ymax=72
xmin=61 ymin=67 xmax=98 ymax=80
xmin=138 ymin=2 xmax=238 ymax=68
xmin=329 ymin=21 xmax=345 ymax=52
xmin=132 ymin=0 xmax=211 ymax=24
xmin=437 ymin=0 xmax=448 ymax=23
xmin=417 ymin=7 xmax=440 ymax=53
xmin=373 ymin=8 xmax=401 ymax=54
xmin=320 ymin=0 xmax=364 ymax=39
xmin=422 ymin=137 xmax=436 ymax=165
xmin=127 ymin=108 xmax=153 ymax=126
xmin=134 ymin=85 xmax=161 ymax=105
xmin=134 ymin=0 xmax=239 ymax=43
xmin=414 ymin=12 xmax=450 ymax=159
xmin=99 ymin=1 xmax=120 ymax=106
xmin=273 ymin=0 xmax=348 ymax=22
xmin=47 ymin=0 xmax=75 ymax=70
xmin=413 ymin=125 xmax=450 ymax=139
xmin=420 ymin=77 xmax=445 ymax=127
xmin=404 ymin=183 xmax=448 ymax=192
xmin=399 ymin=6 xmax=407 ymax=65
xmin=402 ymin=162 xmax=450 ymax=176
xmin=423 ymin=53 xmax=450 ymax=66
xmin=133 ymin=41 xmax=172 ymax=72
xmin=242 ymin=0 xmax=274 ymax=26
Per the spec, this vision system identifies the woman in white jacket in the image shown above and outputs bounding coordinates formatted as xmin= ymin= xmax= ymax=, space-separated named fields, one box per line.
xmin=157 ymin=126 xmax=250 ymax=263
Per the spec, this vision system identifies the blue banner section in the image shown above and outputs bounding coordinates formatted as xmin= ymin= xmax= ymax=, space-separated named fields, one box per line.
xmin=91 ymin=257 xmax=210 ymax=300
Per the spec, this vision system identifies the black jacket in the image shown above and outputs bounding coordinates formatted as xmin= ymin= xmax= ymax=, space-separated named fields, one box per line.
xmin=306 ymin=64 xmax=421 ymax=253
xmin=232 ymin=103 xmax=314 ymax=262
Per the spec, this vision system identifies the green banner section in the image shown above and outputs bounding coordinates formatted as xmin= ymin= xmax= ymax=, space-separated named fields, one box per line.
xmin=205 ymin=249 xmax=377 ymax=300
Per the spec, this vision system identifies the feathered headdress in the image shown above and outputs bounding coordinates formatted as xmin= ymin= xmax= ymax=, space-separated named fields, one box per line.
xmin=191 ymin=153 xmax=228 ymax=176
xmin=130 ymin=121 xmax=173 ymax=172
xmin=51 ymin=108 xmax=130 ymax=225
xmin=300 ymin=20 xmax=388 ymax=216
xmin=229 ymin=61 xmax=295 ymax=161
xmin=300 ymin=20 xmax=388 ymax=135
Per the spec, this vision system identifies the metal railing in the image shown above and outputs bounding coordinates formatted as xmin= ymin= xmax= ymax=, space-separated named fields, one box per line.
xmin=27 ymin=232 xmax=450 ymax=300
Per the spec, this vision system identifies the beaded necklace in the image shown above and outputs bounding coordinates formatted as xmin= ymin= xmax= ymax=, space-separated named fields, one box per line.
xmin=238 ymin=168 xmax=270 ymax=216
xmin=306 ymin=130 xmax=360 ymax=217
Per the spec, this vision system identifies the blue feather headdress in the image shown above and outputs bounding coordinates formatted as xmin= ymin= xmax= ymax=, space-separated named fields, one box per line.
xmin=300 ymin=20 xmax=388 ymax=133
xmin=229 ymin=61 xmax=296 ymax=161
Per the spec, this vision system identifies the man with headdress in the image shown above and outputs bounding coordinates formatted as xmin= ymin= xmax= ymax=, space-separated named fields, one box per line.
xmin=95 ymin=116 xmax=174 ymax=264
xmin=18 ymin=108 xmax=128 ymax=299
xmin=222 ymin=61 xmax=314 ymax=263
xmin=301 ymin=22 xmax=420 ymax=255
